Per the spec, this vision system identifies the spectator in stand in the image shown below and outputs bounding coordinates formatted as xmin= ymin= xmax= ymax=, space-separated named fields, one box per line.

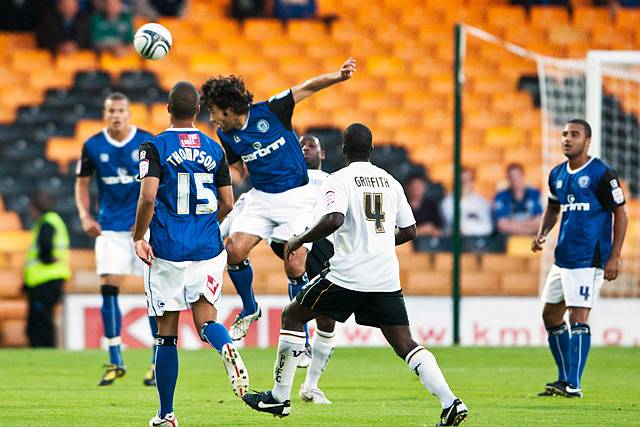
xmin=231 ymin=0 xmax=267 ymax=19
xmin=405 ymin=174 xmax=443 ymax=238
xmin=90 ymin=0 xmax=133 ymax=56
xmin=441 ymin=167 xmax=493 ymax=237
xmin=273 ymin=0 xmax=317 ymax=19
xmin=494 ymin=163 xmax=542 ymax=236
xmin=37 ymin=0 xmax=91 ymax=55
xmin=148 ymin=0 xmax=186 ymax=16
xmin=0 ymin=0 xmax=45 ymax=30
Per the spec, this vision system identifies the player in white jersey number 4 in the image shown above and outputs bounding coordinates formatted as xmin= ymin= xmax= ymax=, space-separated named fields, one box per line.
xmin=242 ymin=124 xmax=468 ymax=426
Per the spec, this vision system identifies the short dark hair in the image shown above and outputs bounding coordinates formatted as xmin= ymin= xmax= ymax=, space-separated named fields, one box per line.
xmin=168 ymin=81 xmax=200 ymax=120
xmin=567 ymin=119 xmax=592 ymax=138
xmin=201 ymin=75 xmax=253 ymax=115
xmin=299 ymin=134 xmax=322 ymax=149
xmin=105 ymin=92 xmax=129 ymax=103
xmin=506 ymin=162 xmax=524 ymax=174
xmin=343 ymin=123 xmax=372 ymax=158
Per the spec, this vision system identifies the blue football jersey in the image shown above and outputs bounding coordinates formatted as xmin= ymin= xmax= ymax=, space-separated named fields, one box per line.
xmin=77 ymin=126 xmax=153 ymax=231
xmin=139 ymin=128 xmax=231 ymax=262
xmin=548 ymin=157 xmax=625 ymax=269
xmin=216 ymin=90 xmax=308 ymax=193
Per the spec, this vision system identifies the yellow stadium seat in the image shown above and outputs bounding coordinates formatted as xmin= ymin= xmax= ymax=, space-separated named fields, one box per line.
xmin=243 ymin=19 xmax=283 ymax=40
xmin=260 ymin=38 xmax=304 ymax=58
xmin=485 ymin=127 xmax=526 ymax=147
xmin=429 ymin=73 xmax=453 ymax=96
xmin=529 ymin=6 xmax=569 ymax=28
xmin=549 ymin=25 xmax=588 ymax=46
xmin=28 ymin=68 xmax=73 ymax=91
xmin=286 ymin=20 xmax=327 ymax=42
xmin=501 ymin=272 xmax=539 ymax=296
xmin=189 ymin=53 xmax=232 ymax=75
xmin=10 ymin=49 xmax=52 ymax=72
xmin=366 ymin=56 xmax=405 ymax=77
xmin=0 ymin=231 xmax=31 ymax=252
xmin=129 ymin=103 xmax=149 ymax=122
xmin=200 ymin=19 xmax=241 ymax=41
xmin=150 ymin=103 xmax=171 ymax=128
xmin=317 ymin=0 xmax=341 ymax=14
xmin=404 ymin=271 xmax=451 ymax=296
xmin=76 ymin=120 xmax=104 ymax=142
xmin=55 ymin=50 xmax=98 ymax=73
xmin=507 ymin=235 xmax=536 ymax=256
xmin=0 ymin=86 xmax=44 ymax=109
xmin=615 ymin=9 xmax=640 ymax=31
xmin=461 ymin=272 xmax=501 ymax=295
xmin=99 ymin=52 xmax=142 ymax=76
xmin=487 ymin=6 xmax=527 ymax=28
xmin=46 ymin=137 xmax=82 ymax=171
xmin=0 ymin=212 xmax=21 ymax=232
xmin=462 ymin=147 xmax=502 ymax=164
xmin=573 ymin=7 xmax=612 ymax=29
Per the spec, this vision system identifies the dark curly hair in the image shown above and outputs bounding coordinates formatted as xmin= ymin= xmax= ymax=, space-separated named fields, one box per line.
xmin=201 ymin=75 xmax=253 ymax=115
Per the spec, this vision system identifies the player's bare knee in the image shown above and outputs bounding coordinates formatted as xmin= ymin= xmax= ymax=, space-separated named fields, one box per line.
xmin=281 ymin=303 xmax=305 ymax=331
xmin=316 ymin=316 xmax=336 ymax=333
xmin=568 ymin=307 xmax=590 ymax=325
xmin=542 ymin=303 xmax=565 ymax=328
xmin=284 ymin=248 xmax=307 ymax=277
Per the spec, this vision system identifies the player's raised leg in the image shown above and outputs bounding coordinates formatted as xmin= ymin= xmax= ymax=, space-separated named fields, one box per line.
xmin=282 ymin=242 xmax=312 ymax=367
xmin=226 ymin=232 xmax=262 ymax=340
xmin=191 ymin=296 xmax=249 ymax=398
xmin=242 ymin=300 xmax=317 ymax=417
xmin=300 ymin=315 xmax=335 ymax=404
xmin=98 ymin=277 xmax=126 ymax=386
xmin=381 ymin=324 xmax=467 ymax=426
xmin=149 ymin=311 xmax=179 ymax=427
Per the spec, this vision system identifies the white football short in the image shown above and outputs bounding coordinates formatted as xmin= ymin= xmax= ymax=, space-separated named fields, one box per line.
xmin=228 ymin=185 xmax=316 ymax=243
xmin=95 ymin=231 xmax=146 ymax=276
xmin=144 ymin=250 xmax=227 ymax=316
xmin=220 ymin=193 xmax=247 ymax=240
xmin=541 ymin=264 xmax=604 ymax=308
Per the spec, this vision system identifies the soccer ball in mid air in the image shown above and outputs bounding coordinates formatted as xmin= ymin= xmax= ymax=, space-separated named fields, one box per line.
xmin=134 ymin=23 xmax=172 ymax=60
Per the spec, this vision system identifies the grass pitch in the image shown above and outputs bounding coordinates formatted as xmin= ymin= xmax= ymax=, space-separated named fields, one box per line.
xmin=0 ymin=347 xmax=638 ymax=426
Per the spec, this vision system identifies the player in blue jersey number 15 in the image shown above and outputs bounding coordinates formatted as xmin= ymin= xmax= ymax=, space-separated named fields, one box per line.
xmin=200 ymin=58 xmax=357 ymax=342
xmin=133 ymin=81 xmax=249 ymax=426
xmin=75 ymin=92 xmax=158 ymax=386
xmin=532 ymin=119 xmax=627 ymax=398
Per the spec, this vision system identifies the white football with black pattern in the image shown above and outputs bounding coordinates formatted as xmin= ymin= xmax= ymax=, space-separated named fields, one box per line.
xmin=134 ymin=23 xmax=172 ymax=60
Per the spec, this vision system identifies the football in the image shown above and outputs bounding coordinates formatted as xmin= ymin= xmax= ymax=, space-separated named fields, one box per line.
xmin=133 ymin=23 xmax=172 ymax=60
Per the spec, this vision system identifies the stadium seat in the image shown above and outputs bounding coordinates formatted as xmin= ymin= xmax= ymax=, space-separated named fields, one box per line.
xmin=75 ymin=120 xmax=104 ymax=142
xmin=0 ymin=212 xmax=21 ymax=232
xmin=506 ymin=236 xmax=536 ymax=256
xmin=243 ymin=19 xmax=284 ymax=40
xmin=28 ymin=68 xmax=74 ymax=91
xmin=0 ymin=299 xmax=27 ymax=320
xmin=46 ymin=137 xmax=81 ymax=171
xmin=99 ymin=52 xmax=142 ymax=76
xmin=404 ymin=271 xmax=451 ymax=296
xmin=487 ymin=6 xmax=527 ymax=29
xmin=200 ymin=19 xmax=241 ymax=41
xmin=461 ymin=272 xmax=501 ymax=295
xmin=529 ymin=6 xmax=570 ymax=28
xmin=0 ymin=318 xmax=27 ymax=347
xmin=500 ymin=272 xmax=539 ymax=296
xmin=485 ymin=127 xmax=526 ymax=148
xmin=55 ymin=50 xmax=98 ymax=73
xmin=615 ymin=9 xmax=640 ymax=32
xmin=286 ymin=20 xmax=327 ymax=43
xmin=10 ymin=49 xmax=52 ymax=72
xmin=0 ymin=269 xmax=22 ymax=297
xmin=573 ymin=7 xmax=612 ymax=29
xmin=549 ymin=26 xmax=588 ymax=46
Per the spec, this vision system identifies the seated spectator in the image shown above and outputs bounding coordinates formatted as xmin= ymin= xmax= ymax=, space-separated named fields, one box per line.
xmin=494 ymin=163 xmax=542 ymax=236
xmin=149 ymin=0 xmax=185 ymax=16
xmin=441 ymin=167 xmax=493 ymax=237
xmin=90 ymin=0 xmax=133 ymax=56
xmin=232 ymin=0 xmax=267 ymax=19
xmin=405 ymin=174 xmax=443 ymax=237
xmin=273 ymin=0 xmax=317 ymax=19
xmin=37 ymin=0 xmax=91 ymax=55
xmin=0 ymin=0 xmax=44 ymax=31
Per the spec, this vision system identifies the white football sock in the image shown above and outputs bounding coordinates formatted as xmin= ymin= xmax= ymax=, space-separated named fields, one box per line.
xmin=405 ymin=346 xmax=457 ymax=408
xmin=271 ymin=329 xmax=306 ymax=402
xmin=303 ymin=329 xmax=335 ymax=390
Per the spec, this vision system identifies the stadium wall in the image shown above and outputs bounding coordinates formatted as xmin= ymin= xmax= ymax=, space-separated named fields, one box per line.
xmin=64 ymin=295 xmax=640 ymax=349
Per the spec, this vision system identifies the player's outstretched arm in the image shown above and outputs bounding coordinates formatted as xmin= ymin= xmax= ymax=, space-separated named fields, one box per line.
xmin=285 ymin=213 xmax=345 ymax=260
xmin=604 ymin=205 xmax=628 ymax=281
xmin=132 ymin=176 xmax=159 ymax=266
xmin=531 ymin=203 xmax=560 ymax=252
xmin=74 ymin=176 xmax=101 ymax=237
xmin=290 ymin=57 xmax=356 ymax=104
xmin=395 ymin=225 xmax=417 ymax=246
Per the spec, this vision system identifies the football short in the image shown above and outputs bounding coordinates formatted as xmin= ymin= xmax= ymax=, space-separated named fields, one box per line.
xmin=305 ymin=238 xmax=334 ymax=280
xmin=541 ymin=264 xmax=604 ymax=308
xmin=228 ymin=186 xmax=316 ymax=243
xmin=145 ymin=250 xmax=227 ymax=316
xmin=96 ymin=231 xmax=145 ymax=276
xmin=220 ymin=193 xmax=247 ymax=240
xmin=296 ymin=276 xmax=409 ymax=328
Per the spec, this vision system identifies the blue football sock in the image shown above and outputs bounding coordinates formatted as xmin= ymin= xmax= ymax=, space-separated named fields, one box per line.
xmin=201 ymin=321 xmax=233 ymax=353
xmin=154 ymin=336 xmax=178 ymax=418
xmin=149 ymin=316 xmax=158 ymax=363
xmin=101 ymin=284 xmax=123 ymax=366
xmin=568 ymin=323 xmax=591 ymax=389
xmin=228 ymin=259 xmax=257 ymax=316
xmin=288 ymin=273 xmax=310 ymax=346
xmin=546 ymin=323 xmax=570 ymax=383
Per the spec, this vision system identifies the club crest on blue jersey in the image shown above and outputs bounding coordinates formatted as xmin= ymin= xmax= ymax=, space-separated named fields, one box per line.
xmin=257 ymin=119 xmax=269 ymax=133
xmin=578 ymin=175 xmax=590 ymax=188
xmin=100 ymin=153 xmax=109 ymax=162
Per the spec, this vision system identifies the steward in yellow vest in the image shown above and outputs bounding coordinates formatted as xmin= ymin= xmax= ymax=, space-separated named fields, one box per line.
xmin=23 ymin=192 xmax=70 ymax=347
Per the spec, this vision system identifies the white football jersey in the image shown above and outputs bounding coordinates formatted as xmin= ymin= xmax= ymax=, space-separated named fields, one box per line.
xmin=319 ymin=161 xmax=415 ymax=292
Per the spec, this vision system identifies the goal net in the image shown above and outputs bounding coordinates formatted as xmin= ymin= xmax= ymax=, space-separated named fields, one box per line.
xmin=538 ymin=52 xmax=640 ymax=297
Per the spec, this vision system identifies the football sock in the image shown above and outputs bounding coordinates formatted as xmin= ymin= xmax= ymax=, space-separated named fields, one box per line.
xmin=101 ymin=284 xmax=123 ymax=366
xmin=271 ymin=329 xmax=306 ymax=402
xmin=546 ymin=323 xmax=570 ymax=383
xmin=200 ymin=321 xmax=233 ymax=354
xmin=287 ymin=273 xmax=310 ymax=346
xmin=149 ymin=316 xmax=158 ymax=363
xmin=154 ymin=336 xmax=178 ymax=418
xmin=405 ymin=346 xmax=457 ymax=409
xmin=568 ymin=323 xmax=591 ymax=389
xmin=304 ymin=329 xmax=335 ymax=390
xmin=228 ymin=260 xmax=257 ymax=316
